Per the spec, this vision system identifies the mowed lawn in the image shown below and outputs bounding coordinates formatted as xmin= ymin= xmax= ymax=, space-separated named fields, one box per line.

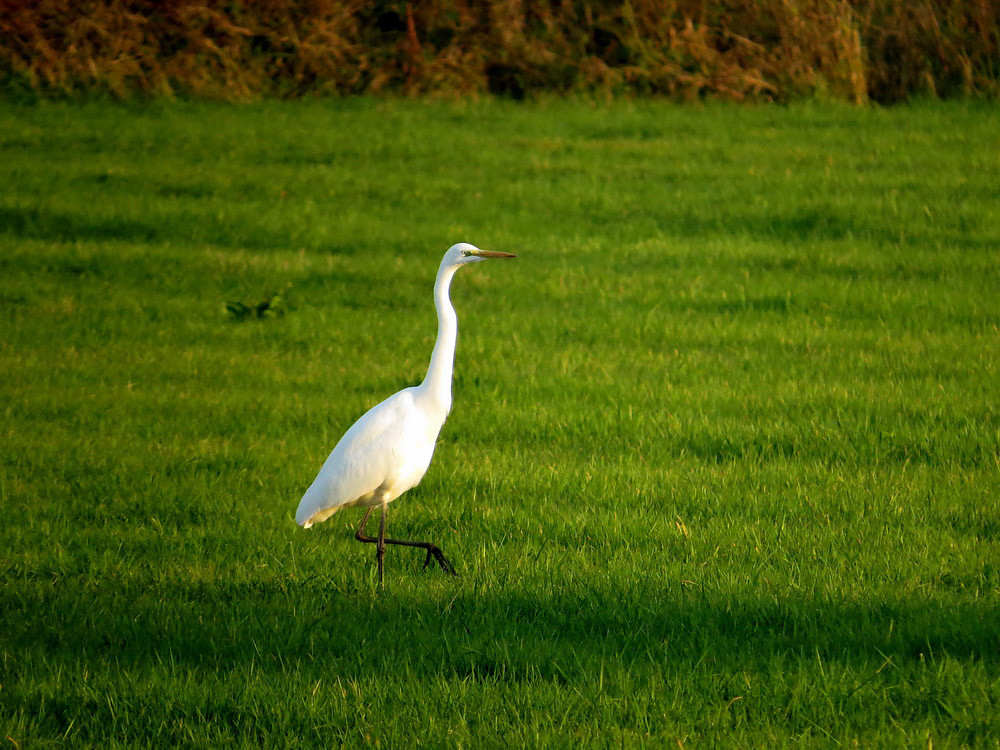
xmin=1 ymin=99 xmax=998 ymax=746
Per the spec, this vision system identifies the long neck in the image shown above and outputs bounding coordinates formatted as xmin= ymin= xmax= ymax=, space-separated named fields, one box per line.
xmin=417 ymin=261 xmax=459 ymax=414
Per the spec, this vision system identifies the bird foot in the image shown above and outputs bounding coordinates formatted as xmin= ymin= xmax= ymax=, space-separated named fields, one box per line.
xmin=422 ymin=545 xmax=458 ymax=576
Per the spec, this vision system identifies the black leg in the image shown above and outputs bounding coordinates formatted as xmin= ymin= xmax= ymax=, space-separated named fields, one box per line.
xmin=354 ymin=507 xmax=458 ymax=577
xmin=355 ymin=506 xmax=375 ymax=542
xmin=377 ymin=503 xmax=386 ymax=588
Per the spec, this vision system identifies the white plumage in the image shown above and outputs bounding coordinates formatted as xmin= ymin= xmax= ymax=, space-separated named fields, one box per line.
xmin=294 ymin=242 xmax=516 ymax=584
xmin=295 ymin=388 xmax=439 ymax=528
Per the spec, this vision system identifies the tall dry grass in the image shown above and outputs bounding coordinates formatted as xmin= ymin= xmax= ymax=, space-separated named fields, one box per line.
xmin=1 ymin=0 xmax=997 ymax=102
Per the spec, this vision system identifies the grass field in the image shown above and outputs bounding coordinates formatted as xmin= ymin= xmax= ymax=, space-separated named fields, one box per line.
xmin=1 ymin=98 xmax=998 ymax=746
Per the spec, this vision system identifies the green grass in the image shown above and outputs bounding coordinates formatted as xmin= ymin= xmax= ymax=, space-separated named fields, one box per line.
xmin=1 ymin=98 xmax=998 ymax=747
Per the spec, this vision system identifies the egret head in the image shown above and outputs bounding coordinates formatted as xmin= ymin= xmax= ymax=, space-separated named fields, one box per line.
xmin=445 ymin=242 xmax=517 ymax=266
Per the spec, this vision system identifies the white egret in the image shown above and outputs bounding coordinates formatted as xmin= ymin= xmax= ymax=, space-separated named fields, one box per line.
xmin=295 ymin=243 xmax=516 ymax=585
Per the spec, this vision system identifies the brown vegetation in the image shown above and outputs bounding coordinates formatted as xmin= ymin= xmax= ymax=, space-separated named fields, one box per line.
xmin=1 ymin=0 xmax=997 ymax=102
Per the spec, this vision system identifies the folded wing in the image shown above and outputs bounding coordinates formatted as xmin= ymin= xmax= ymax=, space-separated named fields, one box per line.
xmin=295 ymin=389 xmax=436 ymax=528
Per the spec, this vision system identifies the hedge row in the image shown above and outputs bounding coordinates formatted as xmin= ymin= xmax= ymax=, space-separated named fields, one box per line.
xmin=2 ymin=0 xmax=997 ymax=102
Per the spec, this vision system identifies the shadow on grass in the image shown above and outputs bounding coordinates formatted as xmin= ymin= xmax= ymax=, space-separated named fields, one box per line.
xmin=0 ymin=205 xmax=364 ymax=254
xmin=0 ymin=205 xmax=164 ymax=245
xmin=5 ymin=574 xmax=996 ymax=684
xmin=650 ymin=206 xmax=995 ymax=252
xmin=2 ymin=202 xmax=993 ymax=257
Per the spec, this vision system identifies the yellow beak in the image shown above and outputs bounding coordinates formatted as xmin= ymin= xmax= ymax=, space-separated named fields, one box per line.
xmin=468 ymin=250 xmax=517 ymax=259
